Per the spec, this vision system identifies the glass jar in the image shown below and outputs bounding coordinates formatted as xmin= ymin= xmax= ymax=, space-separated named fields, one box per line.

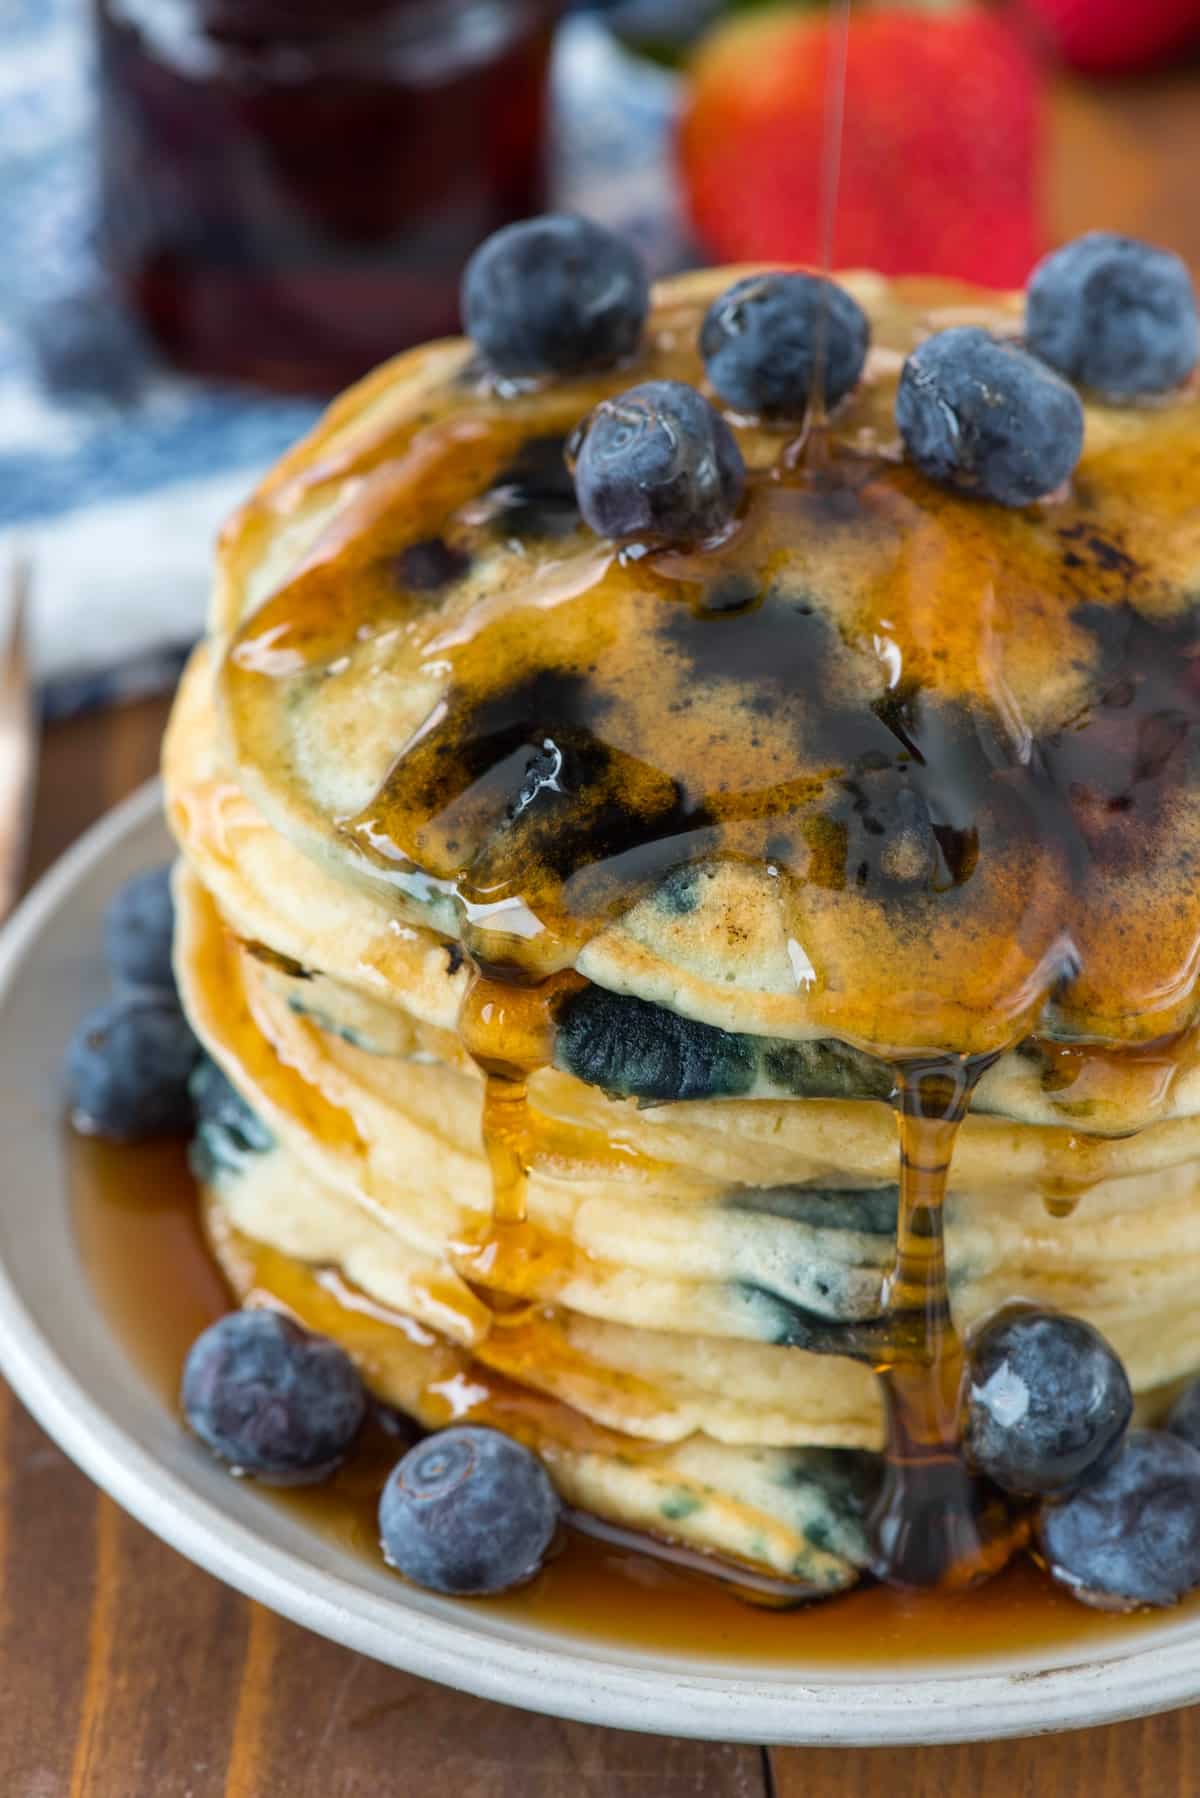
xmin=94 ymin=0 xmax=562 ymax=390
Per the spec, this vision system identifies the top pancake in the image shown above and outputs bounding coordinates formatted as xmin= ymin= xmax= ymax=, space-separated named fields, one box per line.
xmin=210 ymin=267 xmax=1200 ymax=1058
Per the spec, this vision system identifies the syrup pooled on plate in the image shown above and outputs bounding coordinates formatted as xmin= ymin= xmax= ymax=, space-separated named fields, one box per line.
xmin=70 ymin=1130 xmax=1198 ymax=1661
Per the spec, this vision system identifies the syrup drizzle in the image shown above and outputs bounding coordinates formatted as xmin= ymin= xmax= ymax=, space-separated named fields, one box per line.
xmin=458 ymin=969 xmax=553 ymax=1227
xmin=1040 ymin=1179 xmax=1087 ymax=1221
xmin=75 ymin=1129 xmax=1194 ymax=1660
xmin=804 ymin=0 xmax=853 ymax=455
xmin=455 ymin=967 xmax=584 ymax=1300
xmin=868 ymin=1059 xmax=1021 ymax=1588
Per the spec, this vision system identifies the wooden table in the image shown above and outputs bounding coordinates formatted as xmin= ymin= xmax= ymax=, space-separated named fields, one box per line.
xmin=7 ymin=63 xmax=1200 ymax=1796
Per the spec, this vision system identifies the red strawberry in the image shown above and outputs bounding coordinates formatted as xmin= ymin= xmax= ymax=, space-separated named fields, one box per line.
xmin=1016 ymin=0 xmax=1200 ymax=74
xmin=679 ymin=4 xmax=1044 ymax=288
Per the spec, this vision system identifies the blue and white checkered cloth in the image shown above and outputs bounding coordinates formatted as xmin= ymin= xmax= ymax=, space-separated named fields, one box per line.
xmin=0 ymin=2 xmax=682 ymax=717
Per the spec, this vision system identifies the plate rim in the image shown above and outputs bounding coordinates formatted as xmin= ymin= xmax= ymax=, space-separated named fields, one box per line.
xmin=1 ymin=779 xmax=1199 ymax=1745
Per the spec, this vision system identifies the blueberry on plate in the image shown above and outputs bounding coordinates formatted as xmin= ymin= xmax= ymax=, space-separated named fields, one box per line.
xmin=378 ymin=1425 xmax=559 ymax=1595
xmin=461 ymin=214 xmax=649 ymax=379
xmin=896 ymin=327 xmax=1084 ymax=506
xmin=963 ymin=1307 xmax=1132 ymax=1496
xmin=700 ymin=272 xmax=870 ymax=418
xmin=104 ymin=864 xmax=176 ymax=991
xmin=572 ymin=378 xmax=745 ymax=543
xmin=1166 ymin=1380 xmax=1200 ymax=1451
xmin=188 ymin=1057 xmax=274 ymax=1181
xmin=182 ymin=1310 xmax=367 ymax=1483
xmin=1026 ymin=231 xmax=1199 ymax=399
xmin=189 ymin=1057 xmax=272 ymax=1152
xmin=65 ymin=993 xmax=199 ymax=1139
xmin=1037 ymin=1430 xmax=1200 ymax=1610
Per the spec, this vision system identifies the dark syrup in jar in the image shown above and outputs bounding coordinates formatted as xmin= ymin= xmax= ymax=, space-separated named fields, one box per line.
xmin=70 ymin=1129 xmax=1191 ymax=1663
xmin=94 ymin=0 xmax=561 ymax=390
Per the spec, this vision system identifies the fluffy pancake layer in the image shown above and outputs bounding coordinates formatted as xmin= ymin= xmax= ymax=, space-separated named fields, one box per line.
xmin=175 ymin=861 xmax=1200 ymax=1397
xmin=167 ymin=646 xmax=1200 ymax=1139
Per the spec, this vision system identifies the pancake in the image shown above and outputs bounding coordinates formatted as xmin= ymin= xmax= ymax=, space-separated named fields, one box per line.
xmin=167 ymin=644 xmax=1200 ymax=1138
xmin=206 ymin=266 xmax=1200 ymax=1056
xmin=163 ymin=253 xmax=1200 ymax=1597
xmin=201 ymin=1151 xmax=877 ymax=1589
xmin=174 ymin=864 xmax=1200 ymax=1409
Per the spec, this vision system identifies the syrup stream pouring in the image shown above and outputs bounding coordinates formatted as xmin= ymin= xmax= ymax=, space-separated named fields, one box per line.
xmin=807 ymin=0 xmax=853 ymax=451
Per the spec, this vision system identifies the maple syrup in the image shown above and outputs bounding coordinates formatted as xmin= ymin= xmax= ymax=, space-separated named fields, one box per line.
xmin=221 ymin=361 xmax=1200 ymax=1059
xmin=457 ymin=966 xmax=581 ymax=1225
xmin=867 ymin=1059 xmax=1022 ymax=1589
xmin=801 ymin=0 xmax=852 ymax=458
xmin=71 ymin=1128 xmax=1191 ymax=1663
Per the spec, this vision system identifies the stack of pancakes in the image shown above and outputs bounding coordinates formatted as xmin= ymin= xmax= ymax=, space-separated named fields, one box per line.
xmin=165 ymin=267 xmax=1200 ymax=1594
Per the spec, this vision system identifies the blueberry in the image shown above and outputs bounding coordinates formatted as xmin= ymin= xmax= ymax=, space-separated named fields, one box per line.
xmin=700 ymin=273 xmax=870 ymax=419
xmin=461 ymin=215 xmax=649 ymax=378
xmin=1038 ymin=1430 xmax=1200 ymax=1610
xmin=190 ymin=1058 xmax=272 ymax=1151
xmin=896 ymin=327 xmax=1084 ymax=506
xmin=1026 ymin=231 xmax=1198 ymax=398
xmin=378 ymin=1425 xmax=559 ymax=1595
xmin=1166 ymin=1380 xmax=1200 ymax=1451
xmin=104 ymin=865 xmax=176 ymax=991
xmin=556 ymin=984 xmax=756 ymax=1102
xmin=572 ymin=379 xmax=745 ymax=542
xmin=182 ymin=1310 xmax=367 ymax=1483
xmin=964 ymin=1308 xmax=1132 ymax=1496
xmin=65 ymin=994 xmax=200 ymax=1140
xmin=188 ymin=1057 xmax=274 ymax=1181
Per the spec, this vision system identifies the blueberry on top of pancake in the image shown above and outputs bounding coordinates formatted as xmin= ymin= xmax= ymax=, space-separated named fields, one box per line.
xmin=1027 ymin=232 xmax=1198 ymax=400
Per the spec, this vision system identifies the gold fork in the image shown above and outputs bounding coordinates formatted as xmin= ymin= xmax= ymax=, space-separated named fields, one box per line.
xmin=0 ymin=559 xmax=37 ymax=921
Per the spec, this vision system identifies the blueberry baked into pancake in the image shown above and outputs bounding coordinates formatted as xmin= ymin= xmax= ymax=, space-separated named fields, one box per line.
xmin=71 ymin=218 xmax=1200 ymax=1611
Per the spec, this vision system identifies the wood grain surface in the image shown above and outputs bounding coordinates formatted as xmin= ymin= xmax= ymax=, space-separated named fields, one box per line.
xmin=6 ymin=66 xmax=1200 ymax=1798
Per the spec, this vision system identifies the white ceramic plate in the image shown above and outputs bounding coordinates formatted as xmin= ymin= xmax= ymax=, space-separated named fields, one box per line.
xmin=1 ymin=780 xmax=1199 ymax=1745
